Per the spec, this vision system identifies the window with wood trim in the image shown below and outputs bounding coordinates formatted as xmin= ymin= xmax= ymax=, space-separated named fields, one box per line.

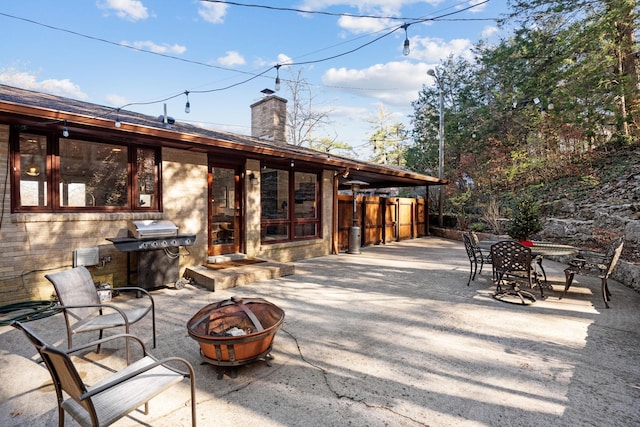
xmin=11 ymin=128 xmax=160 ymax=212
xmin=260 ymin=167 xmax=320 ymax=243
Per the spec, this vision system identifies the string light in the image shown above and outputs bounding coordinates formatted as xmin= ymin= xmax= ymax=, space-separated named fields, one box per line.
xmin=52 ymin=0 xmax=487 ymax=123
xmin=184 ymin=91 xmax=191 ymax=113
xmin=114 ymin=108 xmax=121 ymax=128
xmin=2 ymin=1 xmax=491 ymax=123
xmin=402 ymin=23 xmax=410 ymax=56
xmin=62 ymin=119 xmax=69 ymax=137
xmin=274 ymin=65 xmax=281 ymax=91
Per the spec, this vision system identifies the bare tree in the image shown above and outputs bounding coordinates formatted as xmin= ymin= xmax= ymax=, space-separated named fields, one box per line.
xmin=283 ymin=68 xmax=332 ymax=147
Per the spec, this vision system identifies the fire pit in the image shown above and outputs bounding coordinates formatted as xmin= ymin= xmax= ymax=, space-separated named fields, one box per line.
xmin=187 ymin=296 xmax=285 ymax=379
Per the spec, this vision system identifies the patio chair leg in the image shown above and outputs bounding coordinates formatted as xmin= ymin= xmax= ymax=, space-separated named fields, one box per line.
xmin=96 ymin=329 xmax=104 ymax=354
xmin=467 ymin=260 xmax=473 ymax=286
xmin=561 ymin=271 xmax=575 ymax=299
xmin=602 ymin=278 xmax=610 ymax=308
xmin=535 ymin=256 xmax=547 ymax=282
xmin=57 ymin=406 xmax=64 ymax=427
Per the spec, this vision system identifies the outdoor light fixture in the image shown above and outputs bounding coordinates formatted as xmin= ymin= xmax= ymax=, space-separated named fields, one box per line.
xmin=62 ymin=120 xmax=69 ymax=138
xmin=25 ymin=165 xmax=40 ymax=177
xmin=115 ymin=108 xmax=121 ymax=128
xmin=402 ymin=23 xmax=410 ymax=56
xmin=184 ymin=91 xmax=191 ymax=113
xmin=275 ymin=65 xmax=281 ymax=91
xmin=290 ymin=159 xmax=295 ymax=168
xmin=342 ymin=168 xmax=350 ymax=178
xmin=248 ymin=173 xmax=259 ymax=185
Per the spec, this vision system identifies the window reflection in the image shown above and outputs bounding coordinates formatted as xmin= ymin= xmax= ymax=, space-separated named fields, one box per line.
xmin=260 ymin=167 xmax=319 ymax=242
xmin=59 ymin=139 xmax=128 ymax=207
xmin=19 ymin=134 xmax=47 ymax=206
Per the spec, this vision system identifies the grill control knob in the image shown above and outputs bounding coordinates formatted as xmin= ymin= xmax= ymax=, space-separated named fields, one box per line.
xmin=171 ymin=239 xmax=178 ymax=246
xmin=139 ymin=242 xmax=148 ymax=249
xmin=161 ymin=240 xmax=168 ymax=247
xmin=151 ymin=241 xmax=159 ymax=248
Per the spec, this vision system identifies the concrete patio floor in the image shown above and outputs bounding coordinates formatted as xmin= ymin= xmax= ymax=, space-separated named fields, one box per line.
xmin=1 ymin=236 xmax=639 ymax=426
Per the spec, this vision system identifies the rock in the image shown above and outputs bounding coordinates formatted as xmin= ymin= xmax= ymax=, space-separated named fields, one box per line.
xmin=625 ymin=220 xmax=640 ymax=244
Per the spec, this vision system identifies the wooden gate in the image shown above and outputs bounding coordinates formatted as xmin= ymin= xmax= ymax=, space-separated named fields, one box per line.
xmin=336 ymin=195 xmax=428 ymax=252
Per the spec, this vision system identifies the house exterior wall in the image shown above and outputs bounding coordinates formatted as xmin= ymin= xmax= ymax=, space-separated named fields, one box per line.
xmin=255 ymin=169 xmax=334 ymax=262
xmin=0 ymin=128 xmax=333 ymax=306
xmin=0 ymin=136 xmax=207 ymax=306
xmin=160 ymin=147 xmax=208 ymax=263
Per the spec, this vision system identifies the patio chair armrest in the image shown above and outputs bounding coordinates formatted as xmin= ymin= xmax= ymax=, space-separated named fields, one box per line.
xmin=79 ymin=356 xmax=195 ymax=400
xmin=110 ymin=287 xmax=155 ymax=311
xmin=54 ymin=302 xmax=132 ymax=323
xmin=66 ymin=333 xmax=148 ymax=356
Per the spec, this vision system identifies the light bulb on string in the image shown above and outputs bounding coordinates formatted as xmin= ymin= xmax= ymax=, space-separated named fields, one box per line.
xmin=184 ymin=91 xmax=191 ymax=114
xmin=275 ymin=65 xmax=281 ymax=91
xmin=402 ymin=24 xmax=410 ymax=56
xmin=115 ymin=108 xmax=121 ymax=128
xmin=62 ymin=119 xmax=69 ymax=137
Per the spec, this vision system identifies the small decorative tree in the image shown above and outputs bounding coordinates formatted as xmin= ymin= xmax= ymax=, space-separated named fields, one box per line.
xmin=507 ymin=194 xmax=543 ymax=242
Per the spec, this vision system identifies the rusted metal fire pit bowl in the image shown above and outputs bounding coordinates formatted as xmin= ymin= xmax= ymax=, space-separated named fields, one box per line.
xmin=187 ymin=296 xmax=285 ymax=378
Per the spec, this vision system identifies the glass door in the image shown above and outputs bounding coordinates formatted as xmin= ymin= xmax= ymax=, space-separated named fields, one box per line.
xmin=209 ymin=165 xmax=241 ymax=256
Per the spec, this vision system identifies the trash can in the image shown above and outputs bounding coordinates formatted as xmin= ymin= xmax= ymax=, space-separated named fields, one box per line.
xmin=348 ymin=226 xmax=361 ymax=254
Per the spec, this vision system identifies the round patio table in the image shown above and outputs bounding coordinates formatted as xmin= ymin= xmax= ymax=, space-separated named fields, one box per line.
xmin=476 ymin=240 xmax=578 ymax=282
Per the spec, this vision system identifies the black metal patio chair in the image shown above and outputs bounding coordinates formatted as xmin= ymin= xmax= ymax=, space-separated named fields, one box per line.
xmin=562 ymin=236 xmax=624 ymax=308
xmin=491 ymin=240 xmax=541 ymax=304
xmin=462 ymin=232 xmax=492 ymax=285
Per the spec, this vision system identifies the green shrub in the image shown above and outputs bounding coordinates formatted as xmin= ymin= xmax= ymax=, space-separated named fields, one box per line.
xmin=470 ymin=222 xmax=486 ymax=232
xmin=507 ymin=194 xmax=542 ymax=241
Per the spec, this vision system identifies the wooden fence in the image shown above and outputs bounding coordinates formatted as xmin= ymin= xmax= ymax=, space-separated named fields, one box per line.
xmin=337 ymin=195 xmax=428 ymax=252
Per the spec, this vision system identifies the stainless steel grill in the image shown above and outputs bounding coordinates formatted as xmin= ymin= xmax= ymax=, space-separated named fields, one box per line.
xmin=107 ymin=220 xmax=195 ymax=290
xmin=128 ymin=220 xmax=178 ymax=239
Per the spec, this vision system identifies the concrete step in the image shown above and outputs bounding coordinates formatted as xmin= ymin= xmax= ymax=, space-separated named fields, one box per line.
xmin=206 ymin=253 xmax=247 ymax=264
xmin=184 ymin=259 xmax=294 ymax=291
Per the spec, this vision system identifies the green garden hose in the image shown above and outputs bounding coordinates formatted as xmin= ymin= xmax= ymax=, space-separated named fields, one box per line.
xmin=0 ymin=300 xmax=62 ymax=326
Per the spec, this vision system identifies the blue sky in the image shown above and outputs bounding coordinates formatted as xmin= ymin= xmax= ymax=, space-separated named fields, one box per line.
xmin=1 ymin=1 xmax=508 ymax=158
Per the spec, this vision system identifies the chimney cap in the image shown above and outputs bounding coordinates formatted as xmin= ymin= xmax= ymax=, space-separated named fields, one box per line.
xmin=260 ymin=88 xmax=276 ymax=95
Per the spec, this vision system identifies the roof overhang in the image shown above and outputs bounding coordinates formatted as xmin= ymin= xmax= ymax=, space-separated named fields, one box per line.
xmin=0 ymin=85 xmax=446 ymax=189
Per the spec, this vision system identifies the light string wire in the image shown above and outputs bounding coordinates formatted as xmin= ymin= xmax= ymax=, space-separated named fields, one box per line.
xmin=0 ymin=0 xmax=490 ymax=127
xmin=201 ymin=0 xmax=493 ymax=22
xmin=108 ymin=0 xmax=490 ymax=119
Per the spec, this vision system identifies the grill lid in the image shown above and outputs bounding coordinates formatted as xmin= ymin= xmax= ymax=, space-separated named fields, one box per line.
xmin=128 ymin=220 xmax=178 ymax=239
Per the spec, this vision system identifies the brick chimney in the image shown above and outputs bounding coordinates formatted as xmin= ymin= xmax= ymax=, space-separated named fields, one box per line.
xmin=250 ymin=90 xmax=288 ymax=144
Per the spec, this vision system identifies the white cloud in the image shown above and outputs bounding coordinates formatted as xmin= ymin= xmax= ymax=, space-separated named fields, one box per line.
xmin=337 ymin=16 xmax=392 ymax=34
xmin=0 ymin=68 xmax=88 ymax=99
xmin=481 ymin=26 xmax=499 ymax=39
xmin=198 ymin=2 xmax=228 ymax=24
xmin=467 ymin=0 xmax=489 ymax=13
xmin=124 ymin=40 xmax=186 ymax=54
xmin=322 ymin=61 xmax=431 ymax=107
xmin=276 ymin=53 xmax=294 ymax=66
xmin=97 ymin=0 xmax=149 ymax=21
xmin=217 ymin=51 xmax=246 ymax=66
xmin=105 ymin=93 xmax=128 ymax=107
xmin=409 ymin=36 xmax=474 ymax=62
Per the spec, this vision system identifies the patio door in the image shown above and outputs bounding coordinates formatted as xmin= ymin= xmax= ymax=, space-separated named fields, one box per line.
xmin=209 ymin=164 xmax=242 ymax=256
